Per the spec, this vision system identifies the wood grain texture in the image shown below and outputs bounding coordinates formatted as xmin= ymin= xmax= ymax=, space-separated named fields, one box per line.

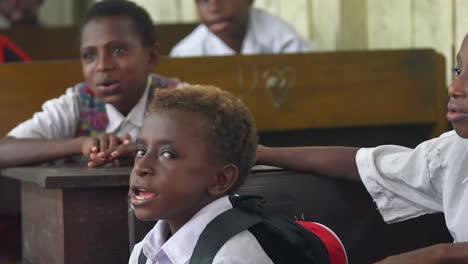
xmin=0 ymin=50 xmax=448 ymax=138
xmin=0 ymin=23 xmax=197 ymax=60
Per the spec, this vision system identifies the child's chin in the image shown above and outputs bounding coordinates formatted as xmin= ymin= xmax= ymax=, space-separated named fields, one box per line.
xmin=134 ymin=210 xmax=159 ymax=222
xmin=453 ymin=124 xmax=468 ymax=139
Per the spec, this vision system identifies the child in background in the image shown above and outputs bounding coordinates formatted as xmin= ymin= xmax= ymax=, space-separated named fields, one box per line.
xmin=0 ymin=0 xmax=44 ymax=28
xmin=255 ymin=34 xmax=468 ymax=263
xmin=128 ymin=85 xmax=273 ymax=263
xmin=0 ymin=0 xmax=180 ymax=168
xmin=170 ymin=0 xmax=312 ymax=57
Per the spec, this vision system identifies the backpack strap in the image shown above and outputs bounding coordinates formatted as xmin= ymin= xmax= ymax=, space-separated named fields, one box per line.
xmin=138 ymin=249 xmax=147 ymax=264
xmin=189 ymin=208 xmax=263 ymax=264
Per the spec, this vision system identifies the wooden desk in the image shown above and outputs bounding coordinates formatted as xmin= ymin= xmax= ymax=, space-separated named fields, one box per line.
xmin=1 ymin=167 xmax=132 ymax=264
xmin=2 ymin=166 xmax=452 ymax=264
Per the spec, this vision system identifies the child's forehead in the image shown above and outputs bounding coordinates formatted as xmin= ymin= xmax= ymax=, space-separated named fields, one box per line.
xmin=81 ymin=16 xmax=142 ymax=45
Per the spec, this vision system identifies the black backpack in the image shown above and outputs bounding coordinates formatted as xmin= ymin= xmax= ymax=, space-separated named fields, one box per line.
xmin=138 ymin=195 xmax=345 ymax=264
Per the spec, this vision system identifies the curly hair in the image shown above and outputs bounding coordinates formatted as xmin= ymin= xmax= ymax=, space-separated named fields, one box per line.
xmin=81 ymin=0 xmax=157 ymax=47
xmin=152 ymin=85 xmax=258 ymax=193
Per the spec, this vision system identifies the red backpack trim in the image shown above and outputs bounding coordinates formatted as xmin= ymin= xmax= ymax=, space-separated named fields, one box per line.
xmin=297 ymin=221 xmax=348 ymax=264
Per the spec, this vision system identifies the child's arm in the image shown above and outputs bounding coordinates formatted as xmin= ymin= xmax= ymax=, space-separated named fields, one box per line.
xmin=375 ymin=242 xmax=468 ymax=264
xmin=0 ymin=134 xmax=124 ymax=168
xmin=256 ymin=145 xmax=360 ymax=181
xmin=0 ymin=137 xmax=89 ymax=168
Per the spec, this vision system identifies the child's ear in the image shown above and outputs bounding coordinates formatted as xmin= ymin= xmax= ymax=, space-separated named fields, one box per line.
xmin=147 ymin=44 xmax=160 ymax=69
xmin=208 ymin=164 xmax=239 ymax=196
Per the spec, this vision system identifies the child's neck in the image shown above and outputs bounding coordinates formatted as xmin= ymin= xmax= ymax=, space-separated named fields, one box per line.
xmin=218 ymin=20 xmax=248 ymax=54
xmin=166 ymin=196 xmax=218 ymax=235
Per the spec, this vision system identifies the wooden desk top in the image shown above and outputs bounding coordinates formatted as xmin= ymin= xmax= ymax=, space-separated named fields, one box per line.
xmin=1 ymin=167 xmax=132 ymax=189
xmin=0 ymin=165 xmax=281 ymax=189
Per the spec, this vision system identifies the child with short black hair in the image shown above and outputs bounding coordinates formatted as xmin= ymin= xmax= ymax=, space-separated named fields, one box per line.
xmin=128 ymin=84 xmax=274 ymax=263
xmin=0 ymin=0 xmax=180 ymax=168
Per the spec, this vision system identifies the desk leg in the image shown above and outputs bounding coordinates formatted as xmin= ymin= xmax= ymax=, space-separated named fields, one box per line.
xmin=21 ymin=183 xmax=130 ymax=264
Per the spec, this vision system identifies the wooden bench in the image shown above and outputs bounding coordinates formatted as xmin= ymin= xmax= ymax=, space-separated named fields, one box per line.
xmin=0 ymin=49 xmax=448 ymax=145
xmin=0 ymin=23 xmax=197 ymax=60
xmin=1 ymin=166 xmax=452 ymax=264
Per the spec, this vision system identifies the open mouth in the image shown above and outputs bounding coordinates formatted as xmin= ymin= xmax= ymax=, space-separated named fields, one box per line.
xmin=130 ymin=186 xmax=159 ymax=206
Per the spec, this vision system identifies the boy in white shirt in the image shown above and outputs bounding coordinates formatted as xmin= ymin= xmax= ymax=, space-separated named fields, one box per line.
xmin=255 ymin=34 xmax=468 ymax=263
xmin=170 ymin=0 xmax=312 ymax=57
xmin=128 ymin=85 xmax=273 ymax=263
xmin=1 ymin=1 xmax=179 ymax=168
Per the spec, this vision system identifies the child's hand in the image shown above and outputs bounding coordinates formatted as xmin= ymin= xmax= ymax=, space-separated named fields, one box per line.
xmin=87 ymin=134 xmax=134 ymax=168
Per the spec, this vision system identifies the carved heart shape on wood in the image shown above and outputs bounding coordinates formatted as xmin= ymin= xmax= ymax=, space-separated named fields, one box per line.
xmin=263 ymin=66 xmax=296 ymax=108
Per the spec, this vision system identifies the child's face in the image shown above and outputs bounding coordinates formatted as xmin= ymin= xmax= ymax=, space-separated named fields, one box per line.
xmin=80 ymin=16 xmax=158 ymax=114
xmin=196 ymin=0 xmax=252 ymax=38
xmin=129 ymin=110 xmax=223 ymax=231
xmin=448 ymin=34 xmax=468 ymax=138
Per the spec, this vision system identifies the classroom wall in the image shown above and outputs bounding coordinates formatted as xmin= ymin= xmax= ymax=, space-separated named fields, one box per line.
xmin=128 ymin=0 xmax=459 ymax=84
xmin=34 ymin=0 xmax=468 ymax=84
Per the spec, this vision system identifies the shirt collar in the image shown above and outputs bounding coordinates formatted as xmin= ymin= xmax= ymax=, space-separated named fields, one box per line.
xmin=241 ymin=8 xmax=260 ymax=54
xmin=142 ymin=196 xmax=233 ymax=264
xmin=105 ymin=76 xmax=152 ymax=133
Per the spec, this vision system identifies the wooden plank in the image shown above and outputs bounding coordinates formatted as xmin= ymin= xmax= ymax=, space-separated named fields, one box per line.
xmin=21 ymin=183 xmax=64 ymax=264
xmin=2 ymin=167 xmax=131 ymax=188
xmin=63 ymin=187 xmax=129 ymax=264
xmin=20 ymin=180 xmax=131 ymax=264
xmin=157 ymin=51 xmax=446 ymax=134
xmin=0 ymin=50 xmax=447 ymax=138
xmin=0 ymin=23 xmax=197 ymax=60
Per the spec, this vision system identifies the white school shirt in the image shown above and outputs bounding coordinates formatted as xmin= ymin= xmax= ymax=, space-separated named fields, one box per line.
xmin=8 ymin=76 xmax=154 ymax=142
xmin=356 ymin=130 xmax=468 ymax=242
xmin=170 ymin=8 xmax=312 ymax=57
xmin=129 ymin=196 xmax=273 ymax=264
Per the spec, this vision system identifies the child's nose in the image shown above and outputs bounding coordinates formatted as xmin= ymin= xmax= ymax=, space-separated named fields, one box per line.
xmin=449 ymin=77 xmax=468 ymax=98
xmin=96 ymin=53 xmax=115 ymax=72
xmin=134 ymin=155 xmax=156 ymax=177
xmin=134 ymin=164 xmax=154 ymax=177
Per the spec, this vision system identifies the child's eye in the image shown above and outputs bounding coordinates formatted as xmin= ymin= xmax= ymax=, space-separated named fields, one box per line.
xmin=112 ymin=47 xmax=126 ymax=55
xmin=135 ymin=147 xmax=146 ymax=157
xmin=81 ymin=51 xmax=96 ymax=62
xmin=453 ymin=67 xmax=462 ymax=77
xmin=160 ymin=150 xmax=176 ymax=159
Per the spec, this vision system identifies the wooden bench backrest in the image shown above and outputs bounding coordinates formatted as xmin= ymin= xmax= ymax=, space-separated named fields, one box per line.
xmin=0 ymin=50 xmax=447 ymax=142
xmin=0 ymin=23 xmax=197 ymax=60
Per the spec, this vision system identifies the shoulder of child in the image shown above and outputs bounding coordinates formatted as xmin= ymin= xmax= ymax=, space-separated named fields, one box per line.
xmin=170 ymin=24 xmax=208 ymax=57
xmin=213 ymin=230 xmax=273 ymax=264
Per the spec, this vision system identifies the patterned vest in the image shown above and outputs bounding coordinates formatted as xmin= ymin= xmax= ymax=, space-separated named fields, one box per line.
xmin=75 ymin=74 xmax=180 ymax=137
